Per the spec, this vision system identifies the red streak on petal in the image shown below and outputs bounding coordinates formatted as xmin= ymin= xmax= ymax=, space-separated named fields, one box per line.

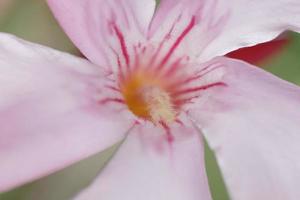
xmin=160 ymin=122 xmax=174 ymax=143
xmin=160 ymin=16 xmax=196 ymax=66
xmin=105 ymin=85 xmax=121 ymax=93
xmin=99 ymin=98 xmax=125 ymax=105
xmin=175 ymin=119 xmax=184 ymax=126
xmin=167 ymin=64 xmax=224 ymax=91
xmin=173 ymin=82 xmax=226 ymax=96
xmin=173 ymin=96 xmax=199 ymax=105
xmin=117 ymin=54 xmax=126 ymax=80
xmin=160 ymin=57 xmax=184 ymax=76
xmin=113 ymin=24 xmax=131 ymax=67
xmin=150 ymin=14 xmax=182 ymax=67
xmin=109 ymin=45 xmax=125 ymax=81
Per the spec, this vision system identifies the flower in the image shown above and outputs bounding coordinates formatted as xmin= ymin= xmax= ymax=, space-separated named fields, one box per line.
xmin=1 ymin=0 xmax=300 ymax=199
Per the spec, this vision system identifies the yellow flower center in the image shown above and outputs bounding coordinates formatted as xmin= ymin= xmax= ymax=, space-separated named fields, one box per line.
xmin=121 ymin=70 xmax=177 ymax=125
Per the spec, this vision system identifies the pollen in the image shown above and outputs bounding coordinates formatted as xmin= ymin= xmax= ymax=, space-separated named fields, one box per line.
xmin=142 ymin=86 xmax=176 ymax=124
xmin=121 ymin=70 xmax=177 ymax=124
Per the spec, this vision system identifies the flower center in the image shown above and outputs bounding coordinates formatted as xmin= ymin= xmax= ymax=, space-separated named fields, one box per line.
xmin=121 ymin=70 xmax=177 ymax=125
xmin=98 ymin=16 xmax=227 ymax=133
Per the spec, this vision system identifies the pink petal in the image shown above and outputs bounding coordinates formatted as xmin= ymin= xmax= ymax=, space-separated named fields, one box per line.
xmin=47 ymin=0 xmax=156 ymax=68
xmin=189 ymin=57 xmax=300 ymax=200
xmin=226 ymin=37 xmax=290 ymax=65
xmin=148 ymin=0 xmax=211 ymax=62
xmin=199 ymin=0 xmax=300 ymax=61
xmin=149 ymin=0 xmax=202 ymax=35
xmin=150 ymin=0 xmax=300 ymax=63
xmin=0 ymin=33 xmax=133 ymax=192
xmin=74 ymin=120 xmax=212 ymax=200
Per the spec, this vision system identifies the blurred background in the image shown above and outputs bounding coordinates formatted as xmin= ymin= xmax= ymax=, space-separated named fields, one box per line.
xmin=0 ymin=1 xmax=299 ymax=200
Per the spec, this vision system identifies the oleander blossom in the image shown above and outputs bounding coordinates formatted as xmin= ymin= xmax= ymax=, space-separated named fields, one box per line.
xmin=1 ymin=0 xmax=300 ymax=199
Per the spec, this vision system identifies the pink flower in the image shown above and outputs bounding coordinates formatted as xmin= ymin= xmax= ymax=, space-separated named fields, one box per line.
xmin=1 ymin=0 xmax=300 ymax=199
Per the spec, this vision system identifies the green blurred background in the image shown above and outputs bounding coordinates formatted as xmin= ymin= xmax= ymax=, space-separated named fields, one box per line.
xmin=0 ymin=1 xmax=299 ymax=200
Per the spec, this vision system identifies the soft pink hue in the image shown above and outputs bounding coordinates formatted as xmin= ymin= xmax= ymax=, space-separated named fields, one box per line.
xmin=47 ymin=0 xmax=155 ymax=68
xmin=151 ymin=0 xmax=300 ymax=62
xmin=190 ymin=57 xmax=300 ymax=200
xmin=0 ymin=0 xmax=300 ymax=200
xmin=75 ymin=119 xmax=211 ymax=200
xmin=0 ymin=34 xmax=134 ymax=191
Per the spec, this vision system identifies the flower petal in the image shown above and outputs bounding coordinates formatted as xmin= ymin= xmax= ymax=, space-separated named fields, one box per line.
xmin=226 ymin=37 xmax=289 ymax=65
xmin=189 ymin=57 xmax=300 ymax=200
xmin=150 ymin=0 xmax=300 ymax=63
xmin=0 ymin=33 xmax=133 ymax=192
xmin=148 ymin=0 xmax=210 ymax=62
xmin=199 ymin=0 xmax=300 ymax=62
xmin=47 ymin=0 xmax=156 ymax=68
xmin=74 ymin=120 xmax=212 ymax=200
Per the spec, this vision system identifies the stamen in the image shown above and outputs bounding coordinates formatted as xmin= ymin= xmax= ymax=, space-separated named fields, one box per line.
xmin=141 ymin=86 xmax=176 ymax=125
